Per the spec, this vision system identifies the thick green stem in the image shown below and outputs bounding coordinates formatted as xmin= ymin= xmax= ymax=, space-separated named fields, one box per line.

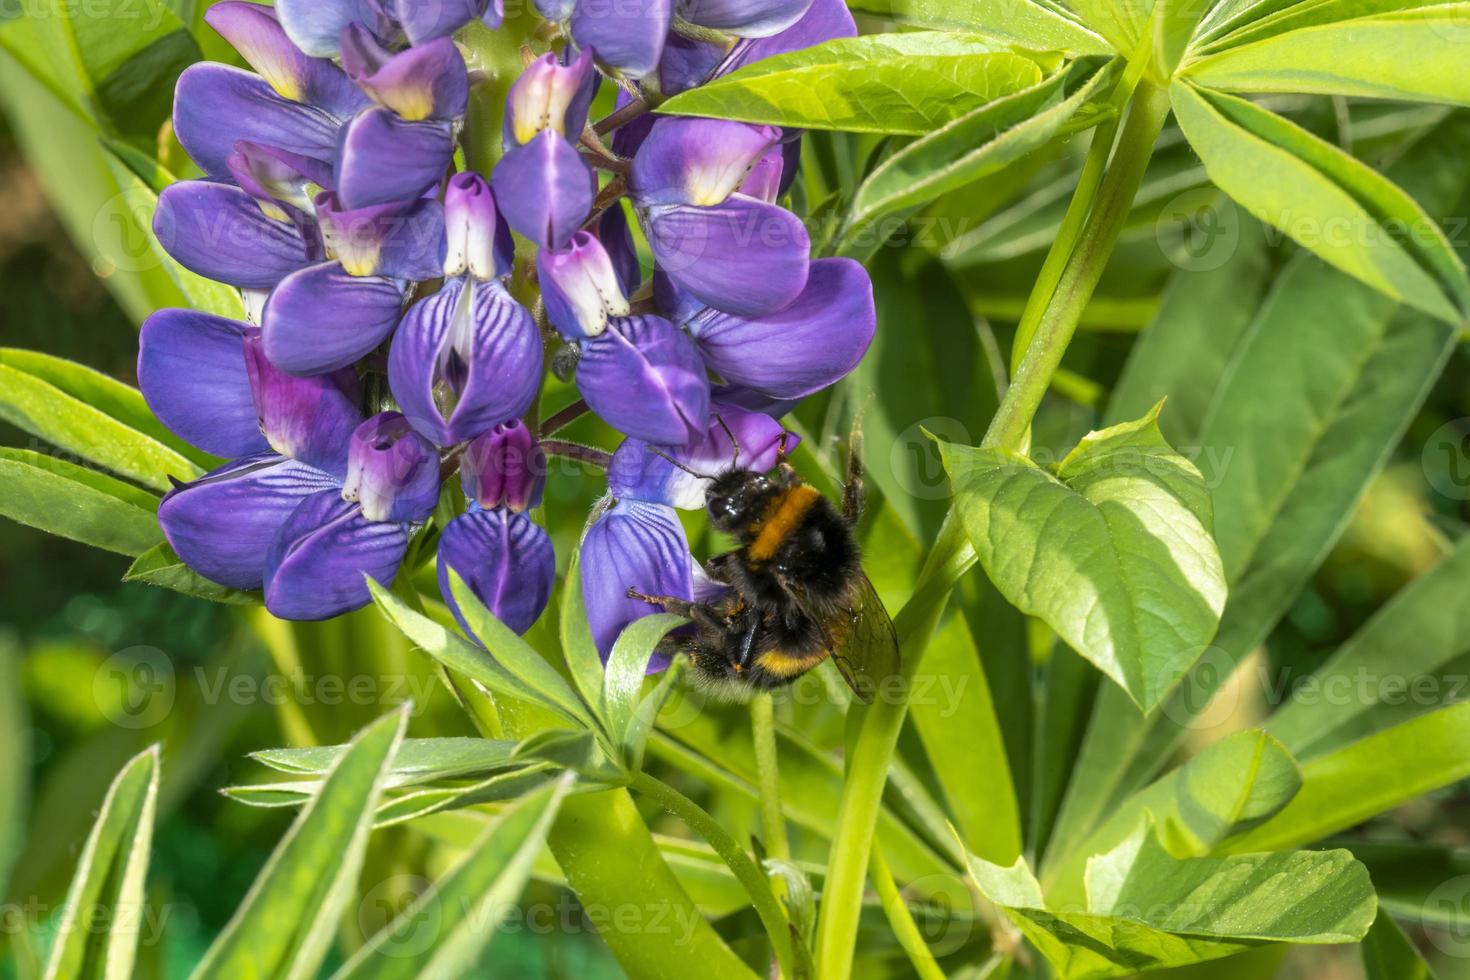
xmin=985 ymin=82 xmax=1172 ymax=451
xmin=751 ymin=694 xmax=791 ymax=866
xmin=630 ymin=771 xmax=798 ymax=978
xmin=813 ymin=82 xmax=1172 ymax=980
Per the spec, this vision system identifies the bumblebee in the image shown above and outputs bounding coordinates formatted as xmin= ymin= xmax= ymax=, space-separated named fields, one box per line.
xmin=628 ymin=427 xmax=900 ymax=702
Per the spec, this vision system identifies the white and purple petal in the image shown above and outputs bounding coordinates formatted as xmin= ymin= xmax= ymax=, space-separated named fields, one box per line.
xmin=504 ymin=47 xmax=597 ymax=146
xmin=444 ymin=172 xmax=514 ymax=279
xmin=580 ymin=497 xmax=692 ymax=663
xmin=489 ymin=130 xmax=596 ymax=250
xmin=227 ymin=141 xmax=335 ymax=217
xmin=316 ymin=192 xmax=446 ymax=280
xmin=538 ymin=230 xmax=631 ymax=339
xmin=158 ymin=452 xmax=338 ymax=590
xmin=261 ymin=261 xmax=406 ymax=375
xmin=643 ymin=195 xmax=810 ymax=317
xmin=138 ymin=309 xmax=267 ymax=459
xmin=154 ymin=179 xmax=319 ymax=289
xmin=264 ymin=490 xmax=409 ymax=620
xmin=342 ymin=411 xmax=441 ymax=522
xmin=687 ymin=257 xmax=874 ymax=398
xmin=629 ymin=117 xmax=780 ymax=208
xmin=577 ymin=315 xmax=710 ymax=445
xmin=438 ymin=506 xmax=555 ymax=637
xmin=388 ymin=277 xmax=542 ymax=446
xmin=173 ymin=64 xmax=340 ymax=177
xmin=340 ymin=25 xmax=468 ymax=121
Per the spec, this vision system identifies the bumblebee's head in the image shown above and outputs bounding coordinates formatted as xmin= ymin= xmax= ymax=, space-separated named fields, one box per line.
xmin=705 ymin=469 xmax=774 ymax=535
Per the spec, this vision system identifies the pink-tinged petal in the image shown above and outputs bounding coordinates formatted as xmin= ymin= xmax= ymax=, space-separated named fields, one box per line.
xmin=577 ymin=315 xmax=710 ymax=445
xmin=608 ymin=399 xmax=793 ymax=508
xmin=334 ymin=107 xmax=454 ymax=209
xmin=138 ymin=309 xmax=267 ymax=458
xmin=677 ymin=0 xmax=813 ymax=36
xmin=438 ymin=507 xmax=555 ymax=637
xmin=489 ymin=131 xmax=596 ymax=249
xmin=264 ymin=490 xmax=409 ymax=620
xmin=462 ymin=419 xmax=545 ymax=511
xmin=644 ymin=195 xmax=810 ymax=317
xmin=173 ymin=64 xmax=339 ymax=177
xmin=581 ymin=498 xmax=691 ymax=664
xmin=342 ymin=412 xmax=441 ymax=522
xmin=688 ymin=257 xmax=873 ymax=398
xmin=154 ymin=179 xmax=319 ymax=289
xmin=538 ymin=230 xmax=631 ymax=339
xmin=204 ymin=2 xmax=369 ymax=116
xmin=316 ymin=191 xmax=446 ymax=280
xmin=341 ymin=25 xmax=468 ymax=121
xmin=388 ymin=278 xmax=542 ymax=446
xmin=261 ymin=261 xmax=406 ymax=375
xmin=629 ymin=117 xmax=781 ymax=208
xmin=571 ymin=0 xmax=671 ymax=79
xmin=444 ymin=172 xmax=514 ymax=279
xmin=243 ymin=330 xmax=363 ymax=477
xmin=159 ymin=452 xmax=338 ymax=590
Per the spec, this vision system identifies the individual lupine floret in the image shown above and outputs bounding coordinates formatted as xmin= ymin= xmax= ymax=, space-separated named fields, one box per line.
xmin=439 ymin=420 xmax=556 ymax=636
xmin=276 ymin=0 xmax=506 ymax=59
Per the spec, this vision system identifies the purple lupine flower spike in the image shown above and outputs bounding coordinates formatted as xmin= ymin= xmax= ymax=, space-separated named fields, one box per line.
xmin=339 ymin=25 xmax=469 ymax=121
xmin=630 ymin=118 xmax=810 ymax=317
xmin=341 ymin=412 xmax=442 ymax=522
xmin=538 ymin=231 xmax=632 ymax=339
xmin=462 ymin=420 xmax=546 ymax=512
xmin=577 ymin=315 xmax=711 ymax=446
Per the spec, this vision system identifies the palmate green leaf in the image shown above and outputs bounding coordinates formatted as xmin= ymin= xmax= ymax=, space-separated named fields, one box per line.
xmin=843 ymin=57 xmax=1116 ymax=246
xmin=1186 ymin=5 xmax=1470 ymax=107
xmin=0 ymin=448 xmax=163 ymax=556
xmin=334 ymin=776 xmax=572 ymax=980
xmin=1043 ymin=729 xmax=1301 ymax=902
xmin=847 ymin=0 xmax=1113 ymax=56
xmin=657 ymin=33 xmax=1047 ymax=134
xmin=938 ymin=405 xmax=1227 ymax=711
xmin=0 ymin=353 xmax=204 ymax=491
xmin=191 ymin=707 xmax=407 ymax=980
xmin=1223 ymin=701 xmax=1470 ymax=854
xmin=1361 ymin=911 xmax=1437 ymax=980
xmin=1170 ymin=82 xmax=1469 ymax=323
xmin=1196 ymin=0 xmax=1448 ymax=50
xmin=1046 ymin=110 xmax=1470 ymax=869
xmin=1266 ymin=534 xmax=1470 ymax=758
xmin=41 ymin=746 xmax=158 ymax=980
xmin=123 ymin=542 xmax=260 ymax=605
xmin=969 ymin=823 xmax=1373 ymax=979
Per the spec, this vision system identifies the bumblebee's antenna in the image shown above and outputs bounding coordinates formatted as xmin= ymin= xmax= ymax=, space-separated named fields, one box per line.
xmin=648 ymin=446 xmax=717 ymax=480
xmin=713 ymin=413 xmax=740 ymax=468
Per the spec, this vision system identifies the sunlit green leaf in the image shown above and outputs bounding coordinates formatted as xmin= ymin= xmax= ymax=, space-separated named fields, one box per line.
xmin=659 ymin=33 xmax=1047 ymax=134
xmin=603 ymin=613 xmax=684 ymax=752
xmin=0 ymin=448 xmax=162 ymax=556
xmin=847 ymin=0 xmax=1113 ymax=55
xmin=252 ymin=737 xmax=521 ymax=785
xmin=939 ymin=405 xmax=1227 ymax=710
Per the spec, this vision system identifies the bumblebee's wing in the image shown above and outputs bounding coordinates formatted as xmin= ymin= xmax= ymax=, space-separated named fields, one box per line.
xmin=776 ymin=569 xmax=900 ymax=705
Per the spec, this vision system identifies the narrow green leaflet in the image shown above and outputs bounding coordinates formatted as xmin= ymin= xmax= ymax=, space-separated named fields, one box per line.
xmin=0 ymin=358 xmax=203 ymax=491
xmin=1267 ymin=534 xmax=1470 ymax=758
xmin=658 ymin=33 xmax=1046 ymax=134
xmin=335 ymin=777 xmax=571 ymax=979
xmin=1224 ymin=701 xmax=1470 ymax=854
xmin=602 ymin=613 xmax=685 ymax=753
xmin=844 ymin=58 xmax=1115 ymax=244
xmin=1067 ymin=0 xmax=1152 ymax=55
xmin=1170 ymin=82 xmax=1467 ymax=323
xmin=253 ymin=737 xmax=521 ymax=785
xmin=559 ymin=556 xmax=608 ymax=711
xmin=1361 ymin=911 xmax=1437 ymax=980
xmin=191 ymin=707 xmax=407 ymax=980
xmin=1185 ymin=6 xmax=1470 ymax=107
xmin=41 ymin=746 xmax=158 ymax=980
xmin=445 ymin=570 xmax=599 ymax=732
xmin=124 ymin=543 xmax=260 ymax=605
xmin=0 ymin=448 xmax=163 ymax=556
xmin=939 ymin=405 xmax=1227 ymax=711
xmin=968 ymin=823 xmax=1374 ymax=979
xmin=847 ymin=0 xmax=1112 ymax=56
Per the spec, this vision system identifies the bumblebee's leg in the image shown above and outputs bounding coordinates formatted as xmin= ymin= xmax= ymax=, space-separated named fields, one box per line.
xmin=842 ymin=423 xmax=865 ymax=524
xmin=626 ymin=589 xmax=725 ymax=632
xmin=775 ymin=430 xmax=794 ymax=465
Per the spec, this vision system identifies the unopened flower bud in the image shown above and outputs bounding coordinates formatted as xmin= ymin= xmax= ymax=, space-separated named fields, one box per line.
xmin=461 ymin=419 xmax=545 ymax=512
xmin=444 ymin=172 xmax=513 ymax=279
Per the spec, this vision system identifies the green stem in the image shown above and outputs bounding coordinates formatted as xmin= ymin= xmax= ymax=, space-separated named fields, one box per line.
xmin=870 ymin=844 xmax=947 ymax=980
xmin=630 ymin=771 xmax=798 ymax=978
xmin=985 ymin=82 xmax=1172 ymax=451
xmin=751 ymin=694 xmax=792 ymax=866
xmin=813 ymin=82 xmax=1172 ymax=980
